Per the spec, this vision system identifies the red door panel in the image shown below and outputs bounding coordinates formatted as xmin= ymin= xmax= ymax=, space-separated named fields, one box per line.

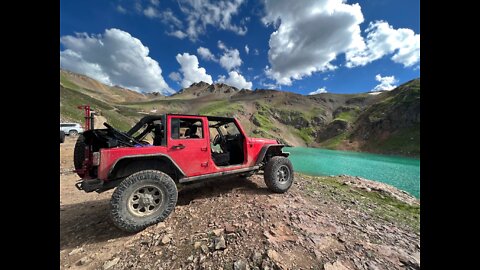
xmin=167 ymin=116 xmax=210 ymax=176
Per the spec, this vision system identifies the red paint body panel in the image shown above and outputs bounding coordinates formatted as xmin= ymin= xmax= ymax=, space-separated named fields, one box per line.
xmin=96 ymin=115 xmax=281 ymax=181
xmin=166 ymin=116 xmax=211 ymax=176
xmin=98 ymin=145 xmax=168 ymax=180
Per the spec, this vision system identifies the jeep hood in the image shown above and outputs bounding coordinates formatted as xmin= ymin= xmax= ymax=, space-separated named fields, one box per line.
xmin=248 ymin=137 xmax=280 ymax=145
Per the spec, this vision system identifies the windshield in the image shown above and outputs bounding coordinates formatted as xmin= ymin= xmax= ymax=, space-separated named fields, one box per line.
xmin=209 ymin=120 xmax=240 ymax=136
xmin=220 ymin=123 xmax=240 ymax=135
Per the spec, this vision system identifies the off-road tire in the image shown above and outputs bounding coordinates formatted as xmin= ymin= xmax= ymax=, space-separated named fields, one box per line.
xmin=73 ymin=134 xmax=86 ymax=171
xmin=264 ymin=156 xmax=294 ymax=193
xmin=60 ymin=131 xmax=65 ymax=144
xmin=110 ymin=170 xmax=178 ymax=233
xmin=69 ymin=130 xmax=78 ymax=136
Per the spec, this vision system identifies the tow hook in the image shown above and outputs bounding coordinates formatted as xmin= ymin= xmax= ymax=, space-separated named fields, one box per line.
xmin=75 ymin=181 xmax=83 ymax=190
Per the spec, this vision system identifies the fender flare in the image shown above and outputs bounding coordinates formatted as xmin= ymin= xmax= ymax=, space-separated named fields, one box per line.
xmin=108 ymin=154 xmax=186 ymax=179
xmin=255 ymin=144 xmax=289 ymax=166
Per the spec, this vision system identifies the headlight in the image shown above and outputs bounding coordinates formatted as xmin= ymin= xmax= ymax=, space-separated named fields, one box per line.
xmin=92 ymin=152 xmax=101 ymax=166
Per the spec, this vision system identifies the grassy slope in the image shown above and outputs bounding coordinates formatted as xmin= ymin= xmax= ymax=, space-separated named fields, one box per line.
xmin=315 ymin=80 xmax=420 ymax=156
xmin=356 ymin=79 xmax=420 ymax=156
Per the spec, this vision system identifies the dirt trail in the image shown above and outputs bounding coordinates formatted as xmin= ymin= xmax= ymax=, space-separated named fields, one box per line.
xmin=93 ymin=115 xmax=107 ymax=129
xmin=60 ymin=137 xmax=420 ymax=270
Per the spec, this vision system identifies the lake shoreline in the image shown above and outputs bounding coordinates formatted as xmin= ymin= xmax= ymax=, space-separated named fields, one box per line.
xmin=296 ymin=172 xmax=419 ymax=205
xmin=286 ymin=147 xmax=420 ymax=198
xmin=286 ymin=145 xmax=420 ymax=159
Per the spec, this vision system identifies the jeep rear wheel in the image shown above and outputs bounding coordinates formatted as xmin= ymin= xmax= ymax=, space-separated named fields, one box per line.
xmin=73 ymin=134 xmax=86 ymax=172
xmin=110 ymin=170 xmax=178 ymax=233
xmin=264 ymin=156 xmax=294 ymax=193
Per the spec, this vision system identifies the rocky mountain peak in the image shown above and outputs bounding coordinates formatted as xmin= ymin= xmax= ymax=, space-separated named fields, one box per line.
xmin=190 ymin=81 xmax=211 ymax=88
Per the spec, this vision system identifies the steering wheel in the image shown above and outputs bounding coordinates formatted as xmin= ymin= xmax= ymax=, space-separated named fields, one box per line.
xmin=213 ymin=134 xmax=222 ymax=146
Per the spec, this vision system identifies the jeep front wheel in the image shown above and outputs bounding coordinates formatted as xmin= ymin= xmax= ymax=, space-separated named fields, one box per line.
xmin=264 ymin=156 xmax=294 ymax=193
xmin=110 ymin=170 xmax=178 ymax=233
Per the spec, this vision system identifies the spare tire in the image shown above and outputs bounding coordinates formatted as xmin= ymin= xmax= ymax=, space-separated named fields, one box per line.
xmin=60 ymin=130 xmax=65 ymax=144
xmin=74 ymin=134 xmax=86 ymax=176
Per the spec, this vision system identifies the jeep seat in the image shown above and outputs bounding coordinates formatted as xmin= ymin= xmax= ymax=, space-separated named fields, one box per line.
xmin=185 ymin=125 xmax=200 ymax=138
xmin=212 ymin=152 xmax=230 ymax=166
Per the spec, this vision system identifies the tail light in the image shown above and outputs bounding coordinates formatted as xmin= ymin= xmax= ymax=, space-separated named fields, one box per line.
xmin=92 ymin=152 xmax=101 ymax=166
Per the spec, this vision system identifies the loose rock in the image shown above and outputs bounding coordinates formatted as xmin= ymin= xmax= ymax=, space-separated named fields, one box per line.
xmin=266 ymin=249 xmax=280 ymax=262
xmin=161 ymin=234 xmax=172 ymax=245
xmin=215 ymin=236 xmax=226 ymax=250
xmin=103 ymin=258 xmax=120 ymax=270
xmin=234 ymin=259 xmax=249 ymax=270
xmin=324 ymin=260 xmax=350 ymax=270
xmin=68 ymin=247 xmax=84 ymax=256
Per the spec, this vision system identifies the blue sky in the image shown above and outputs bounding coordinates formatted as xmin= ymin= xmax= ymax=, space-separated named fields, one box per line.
xmin=60 ymin=0 xmax=419 ymax=95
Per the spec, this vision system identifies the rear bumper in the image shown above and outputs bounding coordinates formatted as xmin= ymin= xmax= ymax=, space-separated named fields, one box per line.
xmin=75 ymin=178 xmax=103 ymax=193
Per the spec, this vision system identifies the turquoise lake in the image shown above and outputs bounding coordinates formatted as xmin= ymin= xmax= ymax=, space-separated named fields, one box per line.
xmin=284 ymin=147 xmax=420 ymax=198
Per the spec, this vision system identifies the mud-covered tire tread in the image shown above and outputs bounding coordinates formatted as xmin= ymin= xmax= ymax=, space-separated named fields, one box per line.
xmin=110 ymin=170 xmax=178 ymax=233
xmin=73 ymin=134 xmax=86 ymax=171
xmin=264 ymin=156 xmax=294 ymax=193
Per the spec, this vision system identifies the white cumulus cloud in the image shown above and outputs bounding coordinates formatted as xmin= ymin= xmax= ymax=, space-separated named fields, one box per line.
xmin=217 ymin=71 xmax=252 ymax=89
xmin=263 ymin=0 xmax=420 ymax=86
xmin=167 ymin=30 xmax=187 ymax=39
xmin=218 ymin=40 xmax=242 ymax=71
xmin=144 ymin=6 xmax=159 ymax=18
xmin=169 ymin=72 xmax=181 ymax=82
xmin=197 ymin=47 xmax=217 ymax=61
xmin=346 ymin=21 xmax=420 ymax=68
xmin=60 ymin=28 xmax=173 ymax=94
xmin=178 ymin=0 xmax=247 ymax=40
xmin=220 ymin=49 xmax=242 ymax=71
xmin=245 ymin=45 xmax=249 ymax=54
xmin=371 ymin=74 xmax=398 ymax=92
xmin=175 ymin=53 xmax=213 ymax=88
xmin=308 ymin=87 xmax=328 ymax=95
xmin=263 ymin=0 xmax=364 ymax=85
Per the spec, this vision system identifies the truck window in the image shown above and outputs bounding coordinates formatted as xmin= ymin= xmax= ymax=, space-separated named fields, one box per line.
xmin=171 ymin=118 xmax=203 ymax=139
xmin=221 ymin=123 xmax=240 ymax=135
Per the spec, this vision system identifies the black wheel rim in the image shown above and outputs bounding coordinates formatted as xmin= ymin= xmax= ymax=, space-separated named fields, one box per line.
xmin=277 ymin=165 xmax=290 ymax=183
xmin=127 ymin=185 xmax=164 ymax=217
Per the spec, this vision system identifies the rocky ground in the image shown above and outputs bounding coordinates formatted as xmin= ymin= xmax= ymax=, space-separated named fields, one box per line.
xmin=60 ymin=136 xmax=420 ymax=270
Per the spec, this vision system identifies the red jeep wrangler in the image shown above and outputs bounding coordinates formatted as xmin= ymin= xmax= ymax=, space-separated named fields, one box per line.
xmin=74 ymin=114 xmax=293 ymax=232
